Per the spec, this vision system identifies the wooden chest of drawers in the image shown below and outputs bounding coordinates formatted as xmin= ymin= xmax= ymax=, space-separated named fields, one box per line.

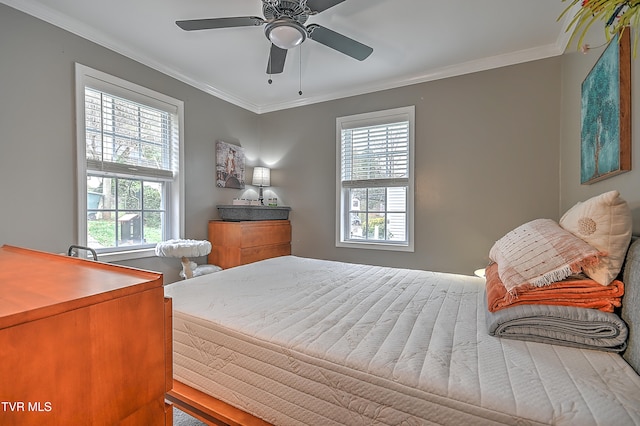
xmin=208 ymin=220 xmax=291 ymax=269
xmin=0 ymin=245 xmax=172 ymax=425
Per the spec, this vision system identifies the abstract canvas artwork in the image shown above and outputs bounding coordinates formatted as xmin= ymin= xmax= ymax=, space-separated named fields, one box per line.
xmin=580 ymin=30 xmax=631 ymax=184
xmin=216 ymin=141 xmax=245 ymax=189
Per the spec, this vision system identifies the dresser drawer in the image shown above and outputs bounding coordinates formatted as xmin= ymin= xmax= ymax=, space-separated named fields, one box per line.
xmin=239 ymin=222 xmax=291 ymax=247
xmin=208 ymin=220 xmax=292 ymax=269
xmin=240 ymin=243 xmax=291 ymax=265
xmin=209 ymin=220 xmax=290 ymax=247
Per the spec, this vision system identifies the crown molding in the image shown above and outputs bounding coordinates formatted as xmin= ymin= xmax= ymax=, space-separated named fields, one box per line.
xmin=256 ymin=42 xmax=566 ymax=113
xmin=4 ymin=0 xmax=570 ymax=114
xmin=2 ymin=0 xmax=262 ymax=112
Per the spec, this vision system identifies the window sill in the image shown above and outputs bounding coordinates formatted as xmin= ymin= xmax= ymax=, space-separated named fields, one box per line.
xmin=336 ymin=240 xmax=414 ymax=252
xmin=96 ymin=248 xmax=157 ymax=262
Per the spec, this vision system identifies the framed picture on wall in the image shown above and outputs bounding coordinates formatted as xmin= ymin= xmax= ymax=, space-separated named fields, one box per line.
xmin=580 ymin=30 xmax=631 ymax=184
xmin=216 ymin=140 xmax=245 ymax=189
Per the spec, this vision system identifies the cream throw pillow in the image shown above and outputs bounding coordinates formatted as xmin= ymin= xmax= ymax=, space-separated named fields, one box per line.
xmin=560 ymin=191 xmax=632 ymax=286
xmin=489 ymin=218 xmax=602 ymax=294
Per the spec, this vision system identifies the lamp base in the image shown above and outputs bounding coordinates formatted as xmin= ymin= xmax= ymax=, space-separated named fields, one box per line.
xmin=258 ymin=186 xmax=265 ymax=205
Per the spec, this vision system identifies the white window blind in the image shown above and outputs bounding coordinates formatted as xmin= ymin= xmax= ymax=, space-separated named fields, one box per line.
xmin=341 ymin=121 xmax=409 ymax=188
xmin=84 ymin=88 xmax=178 ymax=180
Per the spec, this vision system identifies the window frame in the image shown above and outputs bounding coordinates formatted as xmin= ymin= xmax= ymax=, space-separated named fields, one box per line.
xmin=75 ymin=63 xmax=184 ymax=261
xmin=335 ymin=106 xmax=415 ymax=252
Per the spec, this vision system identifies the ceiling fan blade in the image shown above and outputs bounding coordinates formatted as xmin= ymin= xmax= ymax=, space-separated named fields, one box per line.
xmin=306 ymin=0 xmax=347 ymax=13
xmin=266 ymin=44 xmax=287 ymax=74
xmin=176 ymin=16 xmax=265 ymax=31
xmin=307 ymin=24 xmax=372 ymax=61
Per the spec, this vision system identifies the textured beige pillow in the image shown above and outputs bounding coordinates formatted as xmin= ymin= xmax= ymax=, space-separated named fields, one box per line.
xmin=489 ymin=218 xmax=602 ymax=294
xmin=560 ymin=191 xmax=632 ymax=286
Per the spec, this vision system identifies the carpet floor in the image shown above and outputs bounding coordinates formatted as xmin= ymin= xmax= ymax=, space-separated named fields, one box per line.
xmin=173 ymin=407 xmax=207 ymax=426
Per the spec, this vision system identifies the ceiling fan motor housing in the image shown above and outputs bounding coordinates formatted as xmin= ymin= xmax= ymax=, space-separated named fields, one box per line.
xmin=263 ymin=0 xmax=309 ymax=24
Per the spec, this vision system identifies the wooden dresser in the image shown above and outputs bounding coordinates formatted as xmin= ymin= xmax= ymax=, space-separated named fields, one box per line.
xmin=0 ymin=245 xmax=172 ymax=425
xmin=208 ymin=220 xmax=291 ymax=269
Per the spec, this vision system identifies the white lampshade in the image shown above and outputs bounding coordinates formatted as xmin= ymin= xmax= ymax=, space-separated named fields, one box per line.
xmin=252 ymin=167 xmax=271 ymax=187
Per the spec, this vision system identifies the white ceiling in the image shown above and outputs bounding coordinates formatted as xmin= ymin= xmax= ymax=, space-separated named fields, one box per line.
xmin=4 ymin=0 xmax=576 ymax=113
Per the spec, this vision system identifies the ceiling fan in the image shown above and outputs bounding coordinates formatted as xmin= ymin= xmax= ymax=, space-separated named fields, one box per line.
xmin=176 ymin=0 xmax=373 ymax=75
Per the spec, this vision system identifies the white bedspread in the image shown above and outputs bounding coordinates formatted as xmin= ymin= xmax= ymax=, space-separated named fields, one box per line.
xmin=165 ymin=256 xmax=640 ymax=425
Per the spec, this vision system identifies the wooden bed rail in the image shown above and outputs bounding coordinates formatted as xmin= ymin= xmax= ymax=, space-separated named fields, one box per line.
xmin=166 ymin=381 xmax=272 ymax=426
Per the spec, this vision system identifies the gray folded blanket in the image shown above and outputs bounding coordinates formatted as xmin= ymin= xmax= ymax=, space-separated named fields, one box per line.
xmin=485 ymin=297 xmax=629 ymax=352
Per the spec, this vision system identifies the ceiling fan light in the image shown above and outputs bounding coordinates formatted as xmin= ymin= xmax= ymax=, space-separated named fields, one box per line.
xmin=266 ymin=20 xmax=306 ymax=50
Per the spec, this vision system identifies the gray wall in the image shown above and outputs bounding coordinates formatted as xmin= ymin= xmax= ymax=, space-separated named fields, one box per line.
xmin=560 ymin=47 xmax=640 ymax=232
xmin=261 ymin=58 xmax=563 ymax=274
xmin=0 ymin=4 xmax=260 ymax=282
xmin=0 ymin=4 xmax=564 ymax=280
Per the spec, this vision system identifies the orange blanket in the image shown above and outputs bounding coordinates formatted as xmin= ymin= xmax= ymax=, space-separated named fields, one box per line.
xmin=485 ymin=262 xmax=624 ymax=313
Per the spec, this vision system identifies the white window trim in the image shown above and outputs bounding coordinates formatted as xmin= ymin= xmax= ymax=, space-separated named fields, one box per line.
xmin=75 ymin=63 xmax=185 ymax=261
xmin=335 ymin=106 xmax=415 ymax=252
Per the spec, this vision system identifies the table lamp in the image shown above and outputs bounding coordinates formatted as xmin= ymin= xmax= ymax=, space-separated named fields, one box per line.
xmin=252 ymin=167 xmax=271 ymax=205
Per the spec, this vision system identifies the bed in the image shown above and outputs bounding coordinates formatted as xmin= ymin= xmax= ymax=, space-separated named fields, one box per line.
xmin=164 ymin=243 xmax=640 ymax=425
xmin=164 ymin=190 xmax=640 ymax=426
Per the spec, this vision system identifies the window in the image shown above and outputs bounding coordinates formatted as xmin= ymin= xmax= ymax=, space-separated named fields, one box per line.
xmin=75 ymin=64 xmax=184 ymax=260
xmin=336 ymin=106 xmax=415 ymax=251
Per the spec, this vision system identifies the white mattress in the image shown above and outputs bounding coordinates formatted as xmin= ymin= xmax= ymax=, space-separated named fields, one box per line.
xmin=165 ymin=256 xmax=640 ymax=425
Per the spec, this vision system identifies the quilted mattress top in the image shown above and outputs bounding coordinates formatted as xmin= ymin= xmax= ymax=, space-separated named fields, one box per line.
xmin=165 ymin=256 xmax=640 ymax=425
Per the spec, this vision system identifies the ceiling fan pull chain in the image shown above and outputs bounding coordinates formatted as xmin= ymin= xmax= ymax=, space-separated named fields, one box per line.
xmin=268 ymin=48 xmax=273 ymax=84
xmin=298 ymin=44 xmax=303 ymax=95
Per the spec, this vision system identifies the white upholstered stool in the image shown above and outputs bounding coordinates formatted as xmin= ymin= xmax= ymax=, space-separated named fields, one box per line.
xmin=155 ymin=239 xmax=221 ymax=279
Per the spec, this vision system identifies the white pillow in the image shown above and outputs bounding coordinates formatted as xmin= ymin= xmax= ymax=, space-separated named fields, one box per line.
xmin=489 ymin=218 xmax=602 ymax=294
xmin=560 ymin=191 xmax=632 ymax=285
